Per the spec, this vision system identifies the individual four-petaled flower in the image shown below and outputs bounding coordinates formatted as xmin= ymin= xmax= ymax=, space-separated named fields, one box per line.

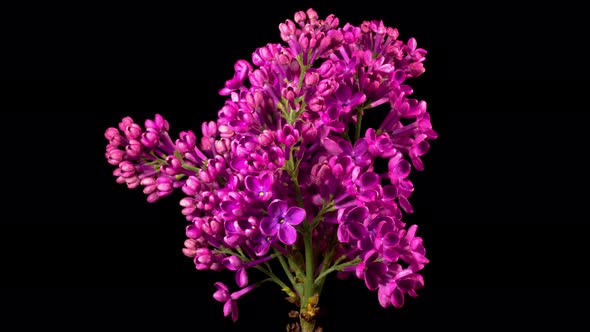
xmin=260 ymin=199 xmax=306 ymax=245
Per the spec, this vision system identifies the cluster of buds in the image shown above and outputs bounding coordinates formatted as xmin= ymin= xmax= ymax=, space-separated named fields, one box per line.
xmin=104 ymin=8 xmax=436 ymax=330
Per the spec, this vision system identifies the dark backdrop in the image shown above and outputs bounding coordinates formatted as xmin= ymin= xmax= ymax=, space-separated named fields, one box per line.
xmin=2 ymin=1 xmax=588 ymax=331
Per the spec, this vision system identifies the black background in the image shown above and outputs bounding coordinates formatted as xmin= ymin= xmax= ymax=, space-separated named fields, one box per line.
xmin=2 ymin=1 xmax=589 ymax=330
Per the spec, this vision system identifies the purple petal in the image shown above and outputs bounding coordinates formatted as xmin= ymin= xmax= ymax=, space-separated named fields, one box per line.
xmin=399 ymin=179 xmax=414 ymax=194
xmin=350 ymin=91 xmax=367 ymax=106
xmin=364 ymin=271 xmax=380 ymax=291
xmin=408 ymin=253 xmax=429 ymax=272
xmin=382 ymin=185 xmax=398 ymax=200
xmin=353 ymin=138 xmax=368 ymax=156
xmin=413 ymin=139 xmax=430 ymax=156
xmin=371 ymin=261 xmax=387 ymax=275
xmin=230 ymin=300 xmax=239 ymax=322
xmin=285 ymin=207 xmax=306 ymax=225
xmin=398 ymin=196 xmax=414 ymax=214
xmin=213 ymin=282 xmax=230 ymax=302
xmin=231 ymin=283 xmax=257 ymax=300
xmin=330 ymin=120 xmax=346 ymax=133
xmin=214 ymin=282 xmax=229 ymax=292
xmin=393 ymin=267 xmax=413 ymax=280
xmin=223 ymin=300 xmax=232 ymax=317
xmin=398 ymin=278 xmax=417 ymax=292
xmin=337 ymin=224 xmax=349 ymax=243
xmin=345 ymin=206 xmax=369 ymax=223
xmin=235 ymin=268 xmax=248 ymax=287
xmin=392 ymin=159 xmax=411 ymax=179
xmin=244 ymin=175 xmax=261 ymax=193
xmin=358 ymin=189 xmax=378 ymax=202
xmin=407 ymin=224 xmax=418 ymax=239
xmin=391 ymin=287 xmax=405 ymax=308
xmin=260 ymin=217 xmax=278 ymax=236
xmin=393 ymin=70 xmax=406 ymax=84
xmin=383 ymin=248 xmax=400 ymax=262
xmin=220 ymin=200 xmax=239 ymax=212
xmin=185 ymin=225 xmax=201 ymax=239
xmin=363 ymin=249 xmax=379 ymax=263
xmin=355 ymin=263 xmax=365 ymax=279
xmin=383 ymin=232 xmax=401 ymax=248
xmin=267 ymin=200 xmax=287 ymax=219
xmin=237 ymin=219 xmax=254 ymax=232
xmin=213 ymin=291 xmax=228 ymax=302
xmin=254 ymin=239 xmax=271 ymax=256
xmin=412 ymin=274 xmax=424 ymax=289
xmin=378 ymin=286 xmax=392 ymax=308
xmin=348 ymin=222 xmax=367 ymax=240
xmin=222 ymin=256 xmax=242 ymax=271
xmin=411 ymin=155 xmax=424 ymax=172
xmin=335 ymin=84 xmax=352 ymax=100
xmin=224 ymin=220 xmax=239 ymax=235
xmin=323 ymin=138 xmax=344 ymax=154
xmin=411 ymin=237 xmax=426 ymax=254
xmin=260 ymin=172 xmax=273 ymax=189
xmin=229 ymin=157 xmax=248 ymax=172
xmin=368 ymin=216 xmax=393 ymax=231
xmin=337 ymin=139 xmax=353 ymax=155
xmin=360 ymin=172 xmax=379 ymax=189
xmin=224 ymin=234 xmax=244 ymax=248
xmin=278 ymin=224 xmax=297 ymax=245
xmin=358 ymin=236 xmax=373 ymax=251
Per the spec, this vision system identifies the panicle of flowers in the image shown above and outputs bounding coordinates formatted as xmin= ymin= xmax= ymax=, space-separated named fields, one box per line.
xmin=104 ymin=8 xmax=436 ymax=329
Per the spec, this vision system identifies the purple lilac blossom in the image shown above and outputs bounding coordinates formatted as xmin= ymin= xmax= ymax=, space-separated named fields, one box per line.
xmin=104 ymin=7 xmax=436 ymax=322
xmin=260 ymin=199 xmax=306 ymax=245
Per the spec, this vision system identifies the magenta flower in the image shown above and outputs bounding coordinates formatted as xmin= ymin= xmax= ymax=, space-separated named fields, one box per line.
xmin=337 ymin=206 xmax=369 ymax=244
xmin=213 ymin=282 xmax=257 ymax=322
xmin=377 ymin=265 xmax=425 ymax=309
xmin=251 ymin=232 xmax=275 ymax=256
xmin=244 ymin=172 xmax=274 ymax=201
xmin=356 ymin=250 xmax=388 ymax=291
xmin=260 ymin=199 xmax=306 ymax=245
xmin=324 ymin=84 xmax=367 ymax=115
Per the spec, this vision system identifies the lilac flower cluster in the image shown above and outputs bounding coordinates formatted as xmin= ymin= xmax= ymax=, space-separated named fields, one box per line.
xmin=104 ymin=8 xmax=436 ymax=330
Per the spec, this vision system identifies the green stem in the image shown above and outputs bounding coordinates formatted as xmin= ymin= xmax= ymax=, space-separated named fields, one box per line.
xmin=300 ymin=318 xmax=316 ymax=332
xmin=314 ymin=246 xmax=335 ymax=285
xmin=314 ymin=257 xmax=361 ymax=288
xmin=181 ymin=163 xmax=201 ymax=173
xmin=303 ymin=229 xmax=314 ymax=302
xmin=310 ymin=200 xmax=335 ymax=229
xmin=299 ymin=228 xmax=317 ymax=331
xmin=215 ymin=246 xmax=279 ymax=262
xmin=296 ymin=53 xmax=310 ymax=88
xmin=254 ymin=265 xmax=295 ymax=298
xmin=293 ymin=178 xmax=305 ymax=209
xmin=174 ymin=149 xmax=203 ymax=173
xmin=275 ymin=248 xmax=296 ymax=288
xmin=355 ymin=107 xmax=364 ymax=142
xmin=287 ymin=148 xmax=317 ymax=327
xmin=286 ymin=152 xmax=305 ymax=210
